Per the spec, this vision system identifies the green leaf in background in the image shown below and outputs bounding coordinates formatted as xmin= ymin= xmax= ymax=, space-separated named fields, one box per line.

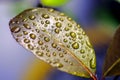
xmin=103 ymin=25 xmax=120 ymax=77
xmin=41 ymin=0 xmax=69 ymax=7
xmin=9 ymin=8 xmax=96 ymax=79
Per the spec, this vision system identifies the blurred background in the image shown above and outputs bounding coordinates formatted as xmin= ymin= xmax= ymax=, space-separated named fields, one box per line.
xmin=0 ymin=0 xmax=120 ymax=80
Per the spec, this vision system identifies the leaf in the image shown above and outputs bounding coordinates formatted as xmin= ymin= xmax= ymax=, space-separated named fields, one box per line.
xmin=9 ymin=8 xmax=96 ymax=79
xmin=103 ymin=25 xmax=120 ymax=77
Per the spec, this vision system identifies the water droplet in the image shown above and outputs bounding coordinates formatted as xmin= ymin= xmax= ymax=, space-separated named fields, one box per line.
xmin=45 ymin=20 xmax=50 ymax=24
xmin=73 ymin=72 xmax=77 ymax=75
xmin=69 ymin=61 xmax=73 ymax=65
xmin=44 ymin=24 xmax=48 ymax=27
xmin=86 ymin=40 xmax=92 ymax=48
xmin=52 ymin=43 xmax=57 ymax=48
xmin=54 ymin=28 xmax=60 ymax=34
xmin=56 ymin=22 xmax=62 ymax=28
xmin=28 ymin=44 xmax=34 ymax=50
xmin=67 ymin=45 xmax=70 ymax=48
xmin=30 ymin=33 xmax=36 ymax=39
xmin=17 ymin=34 xmax=22 ymax=37
xmin=46 ymin=53 xmax=51 ymax=57
xmin=82 ymin=55 xmax=86 ymax=58
xmin=56 ymin=63 xmax=63 ymax=68
xmin=22 ymin=18 xmax=27 ymax=22
xmin=78 ymin=36 xmax=82 ymax=39
xmin=48 ymin=8 xmax=54 ymax=12
xmin=33 ymin=22 xmax=37 ymax=26
xmin=59 ymin=53 xmax=63 ymax=57
xmin=38 ymin=40 xmax=43 ymax=45
xmin=24 ymin=39 xmax=30 ymax=43
xmin=77 ymin=24 xmax=80 ymax=28
xmin=11 ymin=26 xmax=20 ymax=33
xmin=42 ymin=14 xmax=49 ymax=19
xmin=60 ymin=13 xmax=65 ymax=16
xmin=59 ymin=18 xmax=64 ymax=22
xmin=23 ymin=24 xmax=31 ymax=29
xmin=82 ymin=31 xmax=85 ymax=35
xmin=90 ymin=57 xmax=96 ymax=69
xmin=44 ymin=37 xmax=50 ymax=42
xmin=63 ymin=39 xmax=68 ymax=43
xmin=41 ymin=21 xmax=44 ymax=24
xmin=64 ymin=58 xmax=68 ymax=62
xmin=80 ymin=49 xmax=85 ymax=54
xmin=57 ymin=47 xmax=61 ymax=51
xmin=36 ymin=51 xmax=43 ymax=56
xmin=29 ymin=15 xmax=36 ymax=20
xmin=72 ymin=42 xmax=79 ymax=49
xmin=65 ymin=33 xmax=69 ymax=37
xmin=67 ymin=17 xmax=72 ymax=21
xmin=70 ymin=32 xmax=76 ymax=38
xmin=68 ymin=23 xmax=72 ymax=27
xmin=52 ymin=52 xmax=56 ymax=56
xmin=23 ymin=31 xmax=28 ymax=35
xmin=64 ymin=27 xmax=69 ymax=31
xmin=41 ymin=47 xmax=45 ymax=50
xmin=46 ymin=59 xmax=51 ymax=63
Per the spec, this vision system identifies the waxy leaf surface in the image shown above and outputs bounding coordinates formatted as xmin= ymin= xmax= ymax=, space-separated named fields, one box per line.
xmin=9 ymin=8 xmax=96 ymax=78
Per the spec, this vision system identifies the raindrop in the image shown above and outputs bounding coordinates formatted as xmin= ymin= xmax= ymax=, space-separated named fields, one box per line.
xmin=72 ymin=42 xmax=79 ymax=49
xmin=30 ymin=33 xmax=36 ymax=39
xmin=36 ymin=51 xmax=43 ymax=56
xmin=29 ymin=15 xmax=36 ymax=20
xmin=70 ymin=32 xmax=76 ymax=38
xmin=44 ymin=37 xmax=50 ymax=42
xmin=24 ymin=39 xmax=30 ymax=43
xmin=23 ymin=24 xmax=31 ymax=29
xmin=42 ymin=14 xmax=49 ymax=19
xmin=11 ymin=26 xmax=21 ymax=33
xmin=56 ymin=22 xmax=62 ymax=28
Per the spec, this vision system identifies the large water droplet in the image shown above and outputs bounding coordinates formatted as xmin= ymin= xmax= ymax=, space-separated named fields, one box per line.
xmin=27 ymin=44 xmax=34 ymax=50
xmin=56 ymin=22 xmax=62 ymax=28
xmin=29 ymin=15 xmax=36 ymax=20
xmin=42 ymin=14 xmax=49 ymax=19
xmin=90 ymin=57 xmax=96 ymax=69
xmin=23 ymin=24 xmax=31 ymax=29
xmin=72 ymin=42 xmax=79 ymax=49
xmin=11 ymin=26 xmax=21 ymax=33
xmin=30 ymin=33 xmax=36 ymax=39
xmin=70 ymin=32 xmax=76 ymax=38
xmin=54 ymin=28 xmax=60 ymax=34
